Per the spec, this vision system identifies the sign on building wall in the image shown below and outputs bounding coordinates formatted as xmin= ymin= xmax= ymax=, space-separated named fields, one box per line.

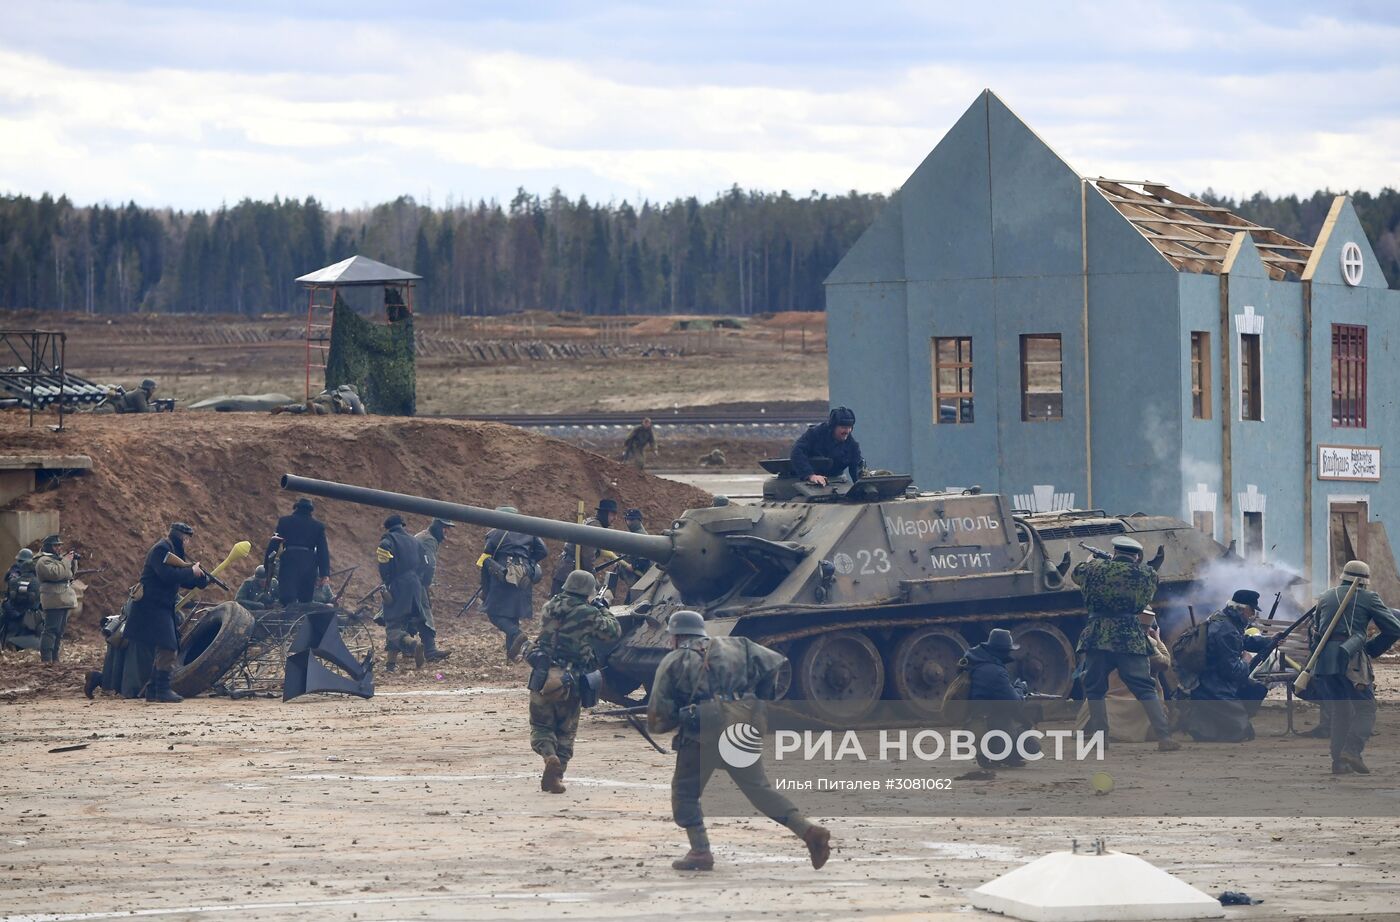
xmin=1318 ymin=444 xmax=1381 ymax=482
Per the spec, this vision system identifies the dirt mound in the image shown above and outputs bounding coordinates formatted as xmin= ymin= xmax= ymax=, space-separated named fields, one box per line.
xmin=757 ymin=311 xmax=825 ymax=329
xmin=0 ymin=412 xmax=711 ymax=636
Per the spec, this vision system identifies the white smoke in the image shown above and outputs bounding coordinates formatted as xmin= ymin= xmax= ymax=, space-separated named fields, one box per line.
xmin=1158 ymin=555 xmax=1309 ymax=637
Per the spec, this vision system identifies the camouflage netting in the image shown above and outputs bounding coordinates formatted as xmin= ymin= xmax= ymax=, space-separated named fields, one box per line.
xmin=325 ymin=289 xmax=416 ymax=416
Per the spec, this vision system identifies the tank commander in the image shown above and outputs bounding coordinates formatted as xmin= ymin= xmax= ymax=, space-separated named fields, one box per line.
xmin=648 ymin=610 xmax=832 ymax=872
xmin=1073 ymin=535 xmax=1181 ymax=751
xmin=264 ymin=497 xmax=331 ymax=605
xmin=481 ymin=507 xmax=548 ymax=663
xmin=1307 ymin=560 xmax=1400 ymax=775
xmin=236 ymin=565 xmax=279 ymax=607
xmin=622 ymin=418 xmax=658 ymax=470
xmin=524 ymin=570 xmax=620 ymax=794
xmin=1178 ymin=589 xmax=1271 ymax=743
xmin=790 ymin=406 xmax=863 ymax=486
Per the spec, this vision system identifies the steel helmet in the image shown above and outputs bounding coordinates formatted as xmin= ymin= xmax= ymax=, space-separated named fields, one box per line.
xmin=1342 ymin=560 xmax=1371 ymax=585
xmin=562 ymin=569 xmax=597 ymax=596
xmin=254 ymin=565 xmax=267 ymax=579
xmin=667 ymin=610 xmax=708 ymax=637
xmin=16 ymin=548 xmax=34 ymax=563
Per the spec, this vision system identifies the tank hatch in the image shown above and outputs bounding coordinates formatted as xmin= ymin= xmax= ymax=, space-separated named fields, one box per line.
xmin=760 ymin=458 xmax=913 ymax=503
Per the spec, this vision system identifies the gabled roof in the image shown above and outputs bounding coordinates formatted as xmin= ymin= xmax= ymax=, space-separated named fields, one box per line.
xmin=296 ymin=255 xmax=421 ymax=286
xmin=1089 ymin=179 xmax=1311 ymax=281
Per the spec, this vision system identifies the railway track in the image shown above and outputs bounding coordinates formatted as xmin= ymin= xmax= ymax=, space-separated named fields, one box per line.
xmin=451 ymin=411 xmax=812 ymax=427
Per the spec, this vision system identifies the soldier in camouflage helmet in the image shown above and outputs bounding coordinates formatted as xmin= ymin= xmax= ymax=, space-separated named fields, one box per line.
xmin=648 ymin=610 xmax=832 ymax=872
xmin=1073 ymin=536 xmax=1180 ymax=751
xmin=525 ymin=570 xmax=620 ymax=794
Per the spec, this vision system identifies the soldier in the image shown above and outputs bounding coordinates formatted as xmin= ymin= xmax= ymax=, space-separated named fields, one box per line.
xmin=550 ymin=498 xmax=618 ymax=594
xmin=415 ymin=517 xmax=455 ymax=627
xmin=34 ymin=535 xmax=79 ymax=664
xmin=236 ymin=565 xmax=279 ymax=607
xmin=1308 ymin=560 xmax=1400 ymax=774
xmin=614 ymin=508 xmax=652 ymax=601
xmin=124 ymin=523 xmax=211 ymax=703
xmin=790 ymin=407 xmax=864 ymax=486
xmin=524 ymin=570 xmax=620 ymax=793
xmin=2 ymin=548 xmax=40 ymax=649
xmin=481 ymin=507 xmax=548 ymax=662
xmin=116 ymin=378 xmax=157 ymax=413
xmin=649 ymin=610 xmax=831 ymax=872
xmin=377 ymin=514 xmax=450 ymax=671
xmin=622 ymin=418 xmax=658 ymax=470
xmin=1073 ymin=536 xmax=1181 ymax=751
xmin=264 ymin=497 xmax=331 ymax=605
xmin=963 ymin=628 xmax=1040 ymax=768
xmin=1180 ymin=589 xmax=1271 ymax=742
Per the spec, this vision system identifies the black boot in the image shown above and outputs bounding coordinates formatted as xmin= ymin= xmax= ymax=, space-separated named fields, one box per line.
xmin=144 ymin=669 xmax=184 ymax=704
xmin=84 ymin=671 xmax=102 ymax=699
xmin=421 ymin=628 xmax=451 ymax=663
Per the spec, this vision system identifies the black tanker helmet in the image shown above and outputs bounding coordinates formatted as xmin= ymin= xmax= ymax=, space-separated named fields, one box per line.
xmin=829 ymin=407 xmax=856 ymax=428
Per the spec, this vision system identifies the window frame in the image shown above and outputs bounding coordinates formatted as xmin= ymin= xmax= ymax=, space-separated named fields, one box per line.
xmin=932 ymin=336 xmax=974 ymax=425
xmin=1239 ymin=332 xmax=1262 ymax=421
xmin=1331 ymin=323 xmax=1367 ymax=428
xmin=1019 ymin=333 xmax=1063 ymax=422
xmin=1242 ymin=510 xmax=1265 ymax=562
xmin=1190 ymin=331 xmax=1211 ymax=420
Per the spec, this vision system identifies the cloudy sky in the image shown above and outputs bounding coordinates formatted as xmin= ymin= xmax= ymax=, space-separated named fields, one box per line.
xmin=3 ymin=0 xmax=1397 ymax=211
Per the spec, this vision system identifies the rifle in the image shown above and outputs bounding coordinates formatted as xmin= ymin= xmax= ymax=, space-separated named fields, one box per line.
xmin=164 ymin=551 xmax=230 ymax=592
xmin=624 ymin=712 xmax=667 ymax=755
xmin=1249 ymin=605 xmax=1317 ymax=681
xmin=1078 ymin=541 xmax=1112 ymax=561
xmin=456 ymin=584 xmax=484 ymax=617
xmin=593 ymin=703 xmax=648 ymax=717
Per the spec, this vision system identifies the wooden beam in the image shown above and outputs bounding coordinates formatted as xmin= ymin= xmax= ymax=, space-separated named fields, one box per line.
xmin=1099 ymin=193 xmax=1236 ymax=214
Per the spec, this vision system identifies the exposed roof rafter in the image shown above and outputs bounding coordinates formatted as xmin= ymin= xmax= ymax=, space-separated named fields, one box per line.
xmin=1089 ymin=178 xmax=1313 ymax=280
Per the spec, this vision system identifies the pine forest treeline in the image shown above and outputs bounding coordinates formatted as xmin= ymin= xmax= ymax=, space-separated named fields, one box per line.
xmin=0 ymin=186 xmax=1396 ymax=316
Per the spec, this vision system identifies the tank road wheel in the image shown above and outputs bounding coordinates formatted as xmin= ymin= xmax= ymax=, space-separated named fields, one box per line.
xmin=795 ymin=630 xmax=884 ymax=722
xmin=1010 ymin=622 xmax=1076 ymax=697
xmin=890 ymin=627 xmax=968 ymax=720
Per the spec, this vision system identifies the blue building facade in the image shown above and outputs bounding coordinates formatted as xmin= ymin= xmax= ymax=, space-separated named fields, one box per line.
xmin=826 ymin=90 xmax=1399 ymax=592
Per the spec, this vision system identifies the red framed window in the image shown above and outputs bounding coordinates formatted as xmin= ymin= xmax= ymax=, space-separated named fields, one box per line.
xmin=1332 ymin=324 xmax=1367 ymax=428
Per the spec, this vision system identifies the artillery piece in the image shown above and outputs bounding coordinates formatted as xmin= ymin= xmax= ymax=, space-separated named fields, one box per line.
xmin=281 ymin=467 xmax=1296 ymax=721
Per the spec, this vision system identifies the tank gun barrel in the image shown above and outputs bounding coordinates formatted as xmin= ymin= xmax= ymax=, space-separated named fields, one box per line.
xmin=280 ymin=474 xmax=674 ymax=564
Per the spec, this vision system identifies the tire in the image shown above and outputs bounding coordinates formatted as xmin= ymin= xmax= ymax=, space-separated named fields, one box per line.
xmin=172 ymin=601 xmax=255 ymax=697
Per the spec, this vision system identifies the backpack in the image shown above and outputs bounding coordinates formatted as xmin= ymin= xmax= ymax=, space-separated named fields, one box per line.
xmin=1170 ymin=616 xmax=1214 ymax=687
xmin=940 ymin=664 xmax=973 ymax=724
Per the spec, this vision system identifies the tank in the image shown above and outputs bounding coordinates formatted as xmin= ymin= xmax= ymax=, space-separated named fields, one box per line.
xmin=281 ymin=467 xmax=1300 ymax=721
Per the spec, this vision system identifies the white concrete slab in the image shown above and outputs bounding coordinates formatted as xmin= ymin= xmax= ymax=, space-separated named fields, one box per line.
xmin=968 ymin=849 xmax=1225 ymax=922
